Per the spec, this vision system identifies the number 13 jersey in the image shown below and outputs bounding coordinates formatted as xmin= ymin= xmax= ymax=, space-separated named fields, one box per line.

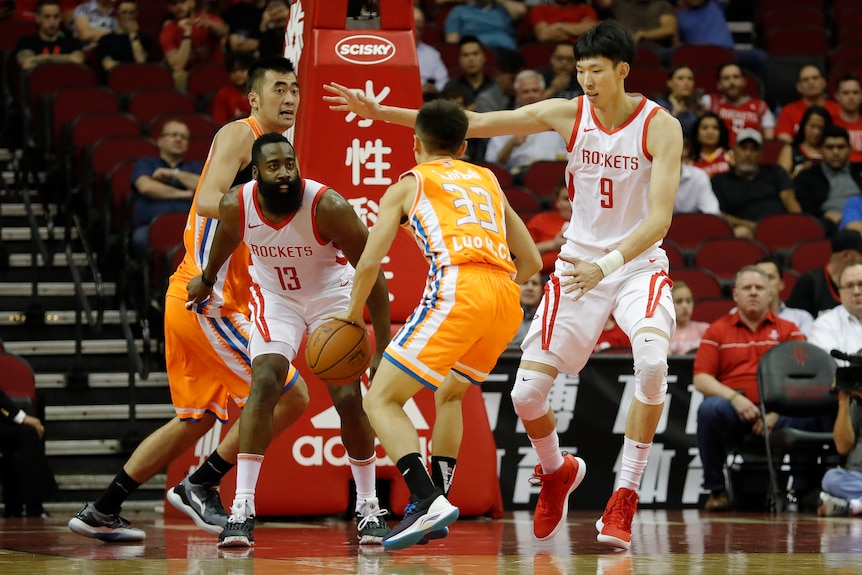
xmin=562 ymin=95 xmax=666 ymax=261
xmin=238 ymin=178 xmax=352 ymax=301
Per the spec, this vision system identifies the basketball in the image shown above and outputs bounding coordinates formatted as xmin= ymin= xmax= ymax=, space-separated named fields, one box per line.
xmin=305 ymin=318 xmax=372 ymax=386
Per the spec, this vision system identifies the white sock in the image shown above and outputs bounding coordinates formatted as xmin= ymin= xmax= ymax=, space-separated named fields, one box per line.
xmin=617 ymin=436 xmax=650 ymax=491
xmin=233 ymin=453 xmax=263 ymax=518
xmin=530 ymin=433 xmax=564 ymax=475
xmin=850 ymin=498 xmax=862 ymax=516
xmin=350 ymin=455 xmax=377 ymax=514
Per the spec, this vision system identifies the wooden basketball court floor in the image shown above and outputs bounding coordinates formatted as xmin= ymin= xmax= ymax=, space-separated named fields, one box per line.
xmin=2 ymin=509 xmax=862 ymax=575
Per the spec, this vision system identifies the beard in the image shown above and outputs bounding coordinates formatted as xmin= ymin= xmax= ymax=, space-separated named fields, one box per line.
xmin=257 ymin=177 xmax=303 ymax=215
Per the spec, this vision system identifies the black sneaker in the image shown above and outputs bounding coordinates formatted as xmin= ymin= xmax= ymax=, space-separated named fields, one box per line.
xmin=67 ymin=503 xmax=146 ymax=542
xmin=356 ymin=497 xmax=390 ymax=545
xmin=167 ymin=477 xmax=229 ymax=535
xmin=382 ymin=489 xmax=459 ymax=551
xmin=218 ymin=517 xmax=255 ymax=548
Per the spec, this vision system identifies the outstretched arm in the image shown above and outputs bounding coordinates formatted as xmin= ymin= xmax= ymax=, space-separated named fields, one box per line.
xmin=316 ymin=190 xmax=392 ymax=360
xmin=186 ymin=191 xmax=243 ymax=303
xmin=195 ymin=122 xmax=254 ymax=219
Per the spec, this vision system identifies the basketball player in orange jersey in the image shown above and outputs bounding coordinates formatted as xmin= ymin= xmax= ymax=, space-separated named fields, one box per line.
xmin=326 ymin=20 xmax=682 ymax=551
xmin=332 ymin=99 xmax=541 ymax=550
xmin=69 ymin=57 xmax=385 ymax=545
xmin=186 ymin=133 xmax=391 ymax=548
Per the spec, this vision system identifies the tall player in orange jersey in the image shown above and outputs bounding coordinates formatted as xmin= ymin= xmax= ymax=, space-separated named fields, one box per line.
xmin=326 ymin=20 xmax=682 ymax=551
xmin=70 ymin=57 xmax=307 ymax=543
xmin=333 ymin=99 xmax=541 ymax=550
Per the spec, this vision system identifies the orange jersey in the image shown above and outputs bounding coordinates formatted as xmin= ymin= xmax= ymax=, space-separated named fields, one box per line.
xmin=166 ymin=117 xmax=266 ymax=317
xmin=403 ymin=159 xmax=517 ymax=278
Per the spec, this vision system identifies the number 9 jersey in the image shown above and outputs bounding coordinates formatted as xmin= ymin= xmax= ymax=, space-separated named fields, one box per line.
xmin=402 ymin=159 xmax=516 ymax=280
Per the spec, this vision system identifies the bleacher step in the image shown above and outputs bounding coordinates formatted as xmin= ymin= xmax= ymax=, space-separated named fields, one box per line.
xmin=3 ymin=339 xmax=154 ymax=356
xmin=8 ymin=252 xmax=87 ymax=267
xmin=0 ymin=281 xmax=115 ymax=297
xmin=46 ymin=403 xmax=175 ymax=421
xmin=35 ymin=371 xmax=168 ymax=389
xmin=1 ymin=226 xmax=76 ymax=241
xmin=0 ymin=308 xmax=136 ymax=325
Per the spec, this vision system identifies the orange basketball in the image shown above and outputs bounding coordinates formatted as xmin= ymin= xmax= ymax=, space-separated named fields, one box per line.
xmin=305 ymin=318 xmax=372 ymax=386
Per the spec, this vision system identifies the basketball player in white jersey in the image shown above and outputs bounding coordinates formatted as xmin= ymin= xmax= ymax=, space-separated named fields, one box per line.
xmin=186 ymin=133 xmax=391 ymax=548
xmin=325 ymin=20 xmax=682 ymax=550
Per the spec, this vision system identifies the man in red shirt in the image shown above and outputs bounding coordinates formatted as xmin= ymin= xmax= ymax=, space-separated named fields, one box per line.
xmin=703 ymin=62 xmax=775 ymax=146
xmin=210 ymin=51 xmax=253 ymax=125
xmin=833 ymin=72 xmax=862 ymax=164
xmin=693 ymin=265 xmax=818 ymax=511
xmin=775 ymin=65 xmax=842 ymax=143
xmin=160 ymin=0 xmax=228 ymax=89
xmin=530 ymin=0 xmax=598 ymax=43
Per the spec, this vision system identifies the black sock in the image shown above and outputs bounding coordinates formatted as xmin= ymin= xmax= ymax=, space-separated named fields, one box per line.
xmin=188 ymin=450 xmax=234 ymax=487
xmin=94 ymin=470 xmax=140 ymax=515
xmin=396 ymin=453 xmax=437 ymax=500
xmin=430 ymin=456 xmax=457 ymax=496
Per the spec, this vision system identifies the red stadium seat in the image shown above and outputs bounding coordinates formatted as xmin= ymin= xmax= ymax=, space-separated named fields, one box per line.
xmin=187 ymin=135 xmax=213 ymax=164
xmin=147 ymin=213 xmax=189 ymax=293
xmin=762 ymin=139 xmax=784 ymax=165
xmin=626 ymin=66 xmax=668 ymax=99
xmin=520 ymin=42 xmax=556 ymax=71
xmin=521 ymin=160 xmax=566 ymax=199
xmin=666 ymin=213 xmax=733 ymax=252
xmin=663 ymin=240 xmax=685 ymax=268
xmin=765 ymin=26 xmax=828 ymax=58
xmin=108 ymin=62 xmax=174 ymax=97
xmin=48 ymin=86 xmax=118 ymax=155
xmin=127 ymin=88 xmax=196 ymax=126
xmin=788 ymin=239 xmax=831 ymax=274
xmin=670 ymin=267 xmax=724 ymax=299
xmin=670 ymin=45 xmax=735 ymax=70
xmin=477 ymin=161 xmax=512 ymax=187
xmin=634 ymin=47 xmax=662 ymax=67
xmin=186 ymin=62 xmax=231 ymax=105
xmin=0 ymin=352 xmax=36 ymax=405
xmin=760 ymin=8 xmax=825 ymax=29
xmin=502 ymin=185 xmax=541 ymax=216
xmin=754 ymin=214 xmax=824 ymax=253
xmin=692 ymin=297 xmax=734 ymax=324
xmin=693 ymin=238 xmax=769 ymax=282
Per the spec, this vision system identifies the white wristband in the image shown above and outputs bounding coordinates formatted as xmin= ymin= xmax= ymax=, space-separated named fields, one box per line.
xmin=13 ymin=409 xmax=26 ymax=424
xmin=595 ymin=250 xmax=624 ymax=278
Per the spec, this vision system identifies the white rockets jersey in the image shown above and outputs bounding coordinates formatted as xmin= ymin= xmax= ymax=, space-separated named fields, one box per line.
xmin=561 ymin=95 xmax=665 ymax=261
xmin=238 ymin=179 xmax=352 ymax=301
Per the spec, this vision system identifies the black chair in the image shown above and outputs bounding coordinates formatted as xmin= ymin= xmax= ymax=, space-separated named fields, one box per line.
xmin=756 ymin=341 xmax=837 ymax=512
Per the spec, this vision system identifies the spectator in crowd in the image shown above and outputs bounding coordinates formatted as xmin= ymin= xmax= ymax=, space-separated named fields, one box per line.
xmin=72 ymin=0 xmax=116 ymax=49
xmin=702 ymin=62 xmax=775 ymax=145
xmin=444 ymin=0 xmax=525 ymax=54
xmin=778 ymin=105 xmax=832 ymax=179
xmin=674 ymin=0 xmax=768 ymax=82
xmin=787 ymin=229 xmax=862 ymax=318
xmin=712 ymin=128 xmax=800 ymax=238
xmin=676 ymin=142 xmax=720 ymax=215
xmin=808 ymin=263 xmax=862 ymax=517
xmin=594 ymin=0 xmax=677 ymax=52
xmin=443 ymin=36 xmax=497 ymax=104
xmin=657 ymin=65 xmax=702 ymax=136
xmin=775 ymin=65 xmax=842 ymax=144
xmin=414 ymin=6 xmax=448 ymax=102
xmin=594 ymin=316 xmax=631 ymax=353
xmin=530 ymin=0 xmax=598 ymax=43
xmin=527 ymin=179 xmax=571 ymax=277
xmin=833 ymin=72 xmax=862 ymax=164
xmin=794 ymin=126 xmax=862 ymax=235
xmin=15 ymin=0 xmax=84 ymax=71
xmin=0 ymin=386 xmax=57 ymax=518
xmin=484 ymin=70 xmax=568 ymax=178
xmin=257 ymin=1 xmax=289 ymax=59
xmin=210 ymin=51 xmax=253 ymax=125
xmin=690 ymin=111 xmax=731 ymax=178
xmin=541 ymin=41 xmax=582 ymax=101
xmin=669 ymin=281 xmax=710 ymax=355
xmin=161 ymin=0 xmax=228 ymax=90
xmin=222 ymin=0 xmax=264 ymax=55
xmin=130 ymin=120 xmax=204 ymax=255
xmin=693 ymin=265 xmax=813 ymax=512
xmin=755 ymin=256 xmax=815 ymax=337
xmin=509 ymin=272 xmax=543 ymax=350
xmin=97 ymin=1 xmax=150 ymax=73
xmin=474 ymin=49 xmax=525 ymax=113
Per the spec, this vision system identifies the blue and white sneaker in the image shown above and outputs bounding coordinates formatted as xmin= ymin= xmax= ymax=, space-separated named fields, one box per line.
xmin=382 ymin=490 xmax=459 ymax=551
xmin=68 ymin=502 xmax=145 ymax=542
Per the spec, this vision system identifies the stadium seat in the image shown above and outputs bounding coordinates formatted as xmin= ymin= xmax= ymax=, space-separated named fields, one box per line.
xmin=663 ymin=239 xmax=685 ymax=268
xmin=21 ymin=63 xmax=96 ymax=143
xmin=753 ymin=214 xmax=824 ymax=253
xmin=834 ymin=9 xmax=862 ymax=46
xmin=86 ymin=135 xmax=158 ymax=208
xmin=762 ymin=139 xmax=784 ymax=165
xmin=502 ymin=185 xmax=541 ymax=216
xmin=670 ymin=267 xmax=724 ymax=299
xmin=108 ymin=62 xmax=174 ymax=98
xmin=520 ymin=42 xmax=556 ymax=71
xmin=186 ymin=62 xmax=231 ymax=107
xmin=187 ymin=135 xmax=213 ymax=164
xmin=761 ymin=7 xmax=825 ymax=29
xmin=127 ymin=88 xmax=196 ymax=126
xmin=634 ymin=47 xmax=662 ymax=67
xmin=147 ymin=213 xmax=189 ymax=295
xmin=625 ymin=66 xmax=668 ymax=99
xmin=691 ymin=297 xmax=734 ymax=324
xmin=765 ymin=26 xmax=828 ymax=58
xmin=64 ymin=111 xmax=141 ymax=193
xmin=788 ymin=238 xmax=831 ymax=274
xmin=670 ymin=45 xmax=735 ymax=70
xmin=521 ymin=160 xmax=566 ymax=199
xmin=666 ymin=213 xmax=733 ymax=252
xmin=477 ymin=161 xmax=512 ymax=187
xmin=693 ymin=238 xmax=769 ymax=283
xmin=48 ymin=86 xmax=118 ymax=156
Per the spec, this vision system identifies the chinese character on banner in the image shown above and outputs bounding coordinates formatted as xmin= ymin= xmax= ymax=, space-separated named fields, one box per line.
xmin=342 ymin=80 xmax=392 ymax=128
xmin=346 ymin=197 xmax=380 ymax=228
xmin=345 ymin=138 xmax=393 ymax=186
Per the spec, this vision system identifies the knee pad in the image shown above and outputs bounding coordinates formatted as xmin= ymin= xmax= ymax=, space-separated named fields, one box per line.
xmin=631 ymin=331 xmax=669 ymax=406
xmin=510 ymin=369 xmax=554 ymax=421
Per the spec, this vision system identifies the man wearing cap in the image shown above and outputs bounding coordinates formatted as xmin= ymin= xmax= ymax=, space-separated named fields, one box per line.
xmin=787 ymin=229 xmax=862 ymax=318
xmin=711 ymin=127 xmax=801 ymax=238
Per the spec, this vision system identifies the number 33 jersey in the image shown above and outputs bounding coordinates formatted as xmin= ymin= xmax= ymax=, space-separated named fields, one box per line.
xmin=562 ymin=95 xmax=666 ymax=260
xmin=237 ymin=178 xmax=352 ymax=302
xmin=402 ymin=159 xmax=516 ymax=279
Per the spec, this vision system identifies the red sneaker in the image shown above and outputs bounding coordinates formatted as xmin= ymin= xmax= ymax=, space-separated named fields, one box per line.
xmin=595 ymin=487 xmax=638 ymax=550
xmin=530 ymin=453 xmax=586 ymax=540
